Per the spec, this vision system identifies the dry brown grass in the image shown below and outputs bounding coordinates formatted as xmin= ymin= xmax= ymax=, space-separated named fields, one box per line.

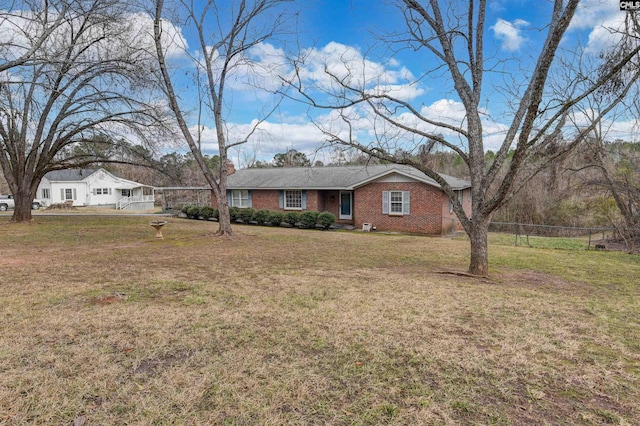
xmin=0 ymin=216 xmax=638 ymax=425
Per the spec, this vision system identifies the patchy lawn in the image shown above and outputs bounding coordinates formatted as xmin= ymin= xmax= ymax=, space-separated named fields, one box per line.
xmin=1 ymin=216 xmax=638 ymax=425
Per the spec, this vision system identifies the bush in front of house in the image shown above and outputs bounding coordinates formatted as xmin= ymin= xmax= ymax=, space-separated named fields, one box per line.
xmin=199 ymin=206 xmax=215 ymax=220
xmin=229 ymin=206 xmax=240 ymax=221
xmin=252 ymin=209 xmax=270 ymax=225
xmin=238 ymin=208 xmax=255 ymax=223
xmin=299 ymin=211 xmax=319 ymax=228
xmin=186 ymin=205 xmax=200 ymax=219
xmin=180 ymin=206 xmax=335 ymax=231
xmin=317 ymin=212 xmax=336 ymax=229
xmin=267 ymin=211 xmax=284 ymax=226
xmin=283 ymin=211 xmax=300 ymax=227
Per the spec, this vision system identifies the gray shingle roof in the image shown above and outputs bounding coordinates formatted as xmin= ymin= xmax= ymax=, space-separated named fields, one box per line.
xmin=227 ymin=164 xmax=470 ymax=190
xmin=43 ymin=169 xmax=99 ymax=181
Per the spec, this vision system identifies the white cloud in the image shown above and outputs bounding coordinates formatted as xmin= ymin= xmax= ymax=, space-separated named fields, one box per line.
xmin=187 ymin=119 xmax=326 ymax=160
xmin=567 ymin=1 xmax=639 ymax=55
xmin=294 ymin=42 xmax=420 ymax=100
xmin=583 ymin=14 xmax=633 ymax=55
xmin=491 ymin=18 xmax=529 ymax=52
xmin=569 ymin=0 xmax=618 ymax=30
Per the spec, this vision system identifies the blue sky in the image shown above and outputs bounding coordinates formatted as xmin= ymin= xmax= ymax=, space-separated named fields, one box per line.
xmin=156 ymin=0 xmax=638 ymax=166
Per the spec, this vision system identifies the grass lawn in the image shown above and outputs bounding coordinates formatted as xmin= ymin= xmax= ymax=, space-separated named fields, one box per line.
xmin=1 ymin=216 xmax=638 ymax=425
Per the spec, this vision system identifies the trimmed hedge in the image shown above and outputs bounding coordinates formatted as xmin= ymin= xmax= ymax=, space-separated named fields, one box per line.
xmin=238 ymin=208 xmax=255 ymax=223
xmin=299 ymin=211 xmax=319 ymax=228
xmin=186 ymin=206 xmax=200 ymax=219
xmin=199 ymin=206 xmax=215 ymax=220
xmin=229 ymin=206 xmax=240 ymax=221
xmin=318 ymin=212 xmax=336 ymax=230
xmin=180 ymin=205 xmax=336 ymax=231
xmin=283 ymin=211 xmax=300 ymax=227
xmin=252 ymin=209 xmax=270 ymax=225
xmin=268 ymin=211 xmax=284 ymax=226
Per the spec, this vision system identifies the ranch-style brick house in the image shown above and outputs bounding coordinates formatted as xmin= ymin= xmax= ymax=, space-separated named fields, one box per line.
xmin=37 ymin=168 xmax=155 ymax=210
xmin=220 ymin=164 xmax=472 ymax=234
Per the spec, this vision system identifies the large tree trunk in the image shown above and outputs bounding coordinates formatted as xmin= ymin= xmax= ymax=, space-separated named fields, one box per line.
xmin=10 ymin=181 xmax=36 ymax=223
xmin=216 ymin=197 xmax=233 ymax=237
xmin=468 ymin=215 xmax=490 ymax=276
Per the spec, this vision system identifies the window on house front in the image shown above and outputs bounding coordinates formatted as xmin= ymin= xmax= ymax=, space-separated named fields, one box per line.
xmin=390 ymin=191 xmax=403 ymax=214
xmin=95 ymin=188 xmax=111 ymax=195
xmin=121 ymin=189 xmax=131 ymax=197
xmin=231 ymin=190 xmax=250 ymax=208
xmin=284 ymin=190 xmax=302 ymax=209
xmin=62 ymin=188 xmax=76 ymax=200
xmin=42 ymin=188 xmax=50 ymax=199
xmin=382 ymin=191 xmax=410 ymax=215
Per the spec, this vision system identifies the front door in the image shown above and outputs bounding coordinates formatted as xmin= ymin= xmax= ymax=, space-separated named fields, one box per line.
xmin=339 ymin=191 xmax=352 ymax=220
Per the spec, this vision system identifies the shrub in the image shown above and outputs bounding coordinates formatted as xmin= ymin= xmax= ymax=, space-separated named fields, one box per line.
xmin=268 ymin=211 xmax=284 ymax=226
xmin=181 ymin=205 xmax=190 ymax=215
xmin=186 ymin=206 xmax=200 ymax=219
xmin=199 ymin=206 xmax=215 ymax=220
xmin=299 ymin=211 xmax=319 ymax=228
xmin=317 ymin=212 xmax=336 ymax=230
xmin=229 ymin=206 xmax=240 ymax=221
xmin=283 ymin=211 xmax=300 ymax=227
xmin=212 ymin=208 xmax=219 ymax=220
xmin=238 ymin=208 xmax=255 ymax=223
xmin=252 ymin=209 xmax=270 ymax=225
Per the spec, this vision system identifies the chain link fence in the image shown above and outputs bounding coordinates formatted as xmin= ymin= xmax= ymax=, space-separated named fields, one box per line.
xmin=448 ymin=219 xmax=639 ymax=252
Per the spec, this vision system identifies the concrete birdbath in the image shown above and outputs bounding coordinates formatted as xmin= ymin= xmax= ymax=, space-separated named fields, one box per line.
xmin=149 ymin=220 xmax=168 ymax=239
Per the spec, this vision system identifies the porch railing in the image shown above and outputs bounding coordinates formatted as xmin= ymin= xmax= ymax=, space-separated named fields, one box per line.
xmin=117 ymin=195 xmax=154 ymax=210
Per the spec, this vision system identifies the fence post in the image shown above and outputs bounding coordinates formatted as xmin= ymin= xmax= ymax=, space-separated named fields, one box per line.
xmin=588 ymin=229 xmax=592 ymax=250
xmin=514 ymin=224 xmax=519 ymax=246
xmin=451 ymin=219 xmax=455 ymax=238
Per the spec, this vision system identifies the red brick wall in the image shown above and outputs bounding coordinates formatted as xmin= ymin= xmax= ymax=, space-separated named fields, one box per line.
xmin=250 ymin=190 xmax=279 ymax=210
xmin=441 ymin=188 xmax=473 ymax=234
xmin=354 ymin=182 xmax=445 ymax=234
xmin=215 ymin=189 xmax=330 ymax=213
xmin=323 ymin=190 xmax=341 ymax=220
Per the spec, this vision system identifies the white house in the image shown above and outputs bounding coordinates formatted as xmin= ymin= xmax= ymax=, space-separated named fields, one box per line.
xmin=37 ymin=169 xmax=155 ymax=210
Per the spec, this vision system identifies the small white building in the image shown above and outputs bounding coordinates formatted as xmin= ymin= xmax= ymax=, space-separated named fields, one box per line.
xmin=38 ymin=168 xmax=155 ymax=210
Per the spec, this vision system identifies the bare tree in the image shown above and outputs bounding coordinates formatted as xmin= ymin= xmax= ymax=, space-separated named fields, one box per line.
xmin=287 ymin=0 xmax=640 ymax=275
xmin=0 ymin=0 xmax=167 ymax=222
xmin=0 ymin=0 xmax=69 ymax=73
xmin=153 ymin=0 xmax=292 ymax=237
xmin=569 ymin=12 xmax=640 ymax=251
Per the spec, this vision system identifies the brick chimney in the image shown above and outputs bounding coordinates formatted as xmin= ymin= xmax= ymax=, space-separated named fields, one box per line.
xmin=226 ymin=160 xmax=235 ymax=176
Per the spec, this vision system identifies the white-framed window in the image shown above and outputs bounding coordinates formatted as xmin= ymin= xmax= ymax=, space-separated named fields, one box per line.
xmin=390 ymin=191 xmax=403 ymax=214
xmin=95 ymin=188 xmax=111 ymax=195
xmin=41 ymin=188 xmax=50 ymax=199
xmin=62 ymin=188 xmax=77 ymax=200
xmin=231 ymin=190 xmax=250 ymax=208
xmin=382 ymin=191 xmax=410 ymax=215
xmin=121 ymin=189 xmax=132 ymax=197
xmin=284 ymin=190 xmax=302 ymax=210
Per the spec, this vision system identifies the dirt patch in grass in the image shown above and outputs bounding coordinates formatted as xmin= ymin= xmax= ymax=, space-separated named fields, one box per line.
xmin=0 ymin=217 xmax=638 ymax=424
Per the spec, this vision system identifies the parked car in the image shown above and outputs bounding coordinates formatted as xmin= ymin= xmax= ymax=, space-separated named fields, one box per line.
xmin=0 ymin=194 xmax=44 ymax=211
